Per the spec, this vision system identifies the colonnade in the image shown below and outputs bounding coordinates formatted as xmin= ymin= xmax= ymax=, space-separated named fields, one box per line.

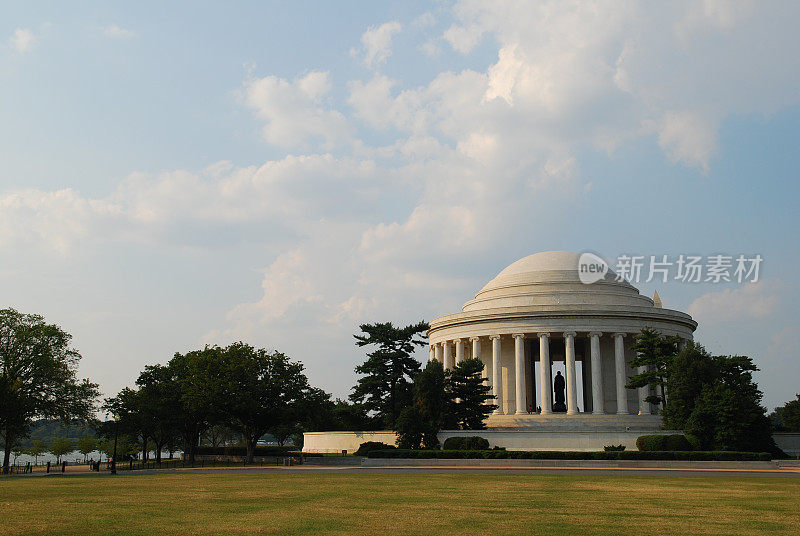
xmin=429 ymin=332 xmax=651 ymax=416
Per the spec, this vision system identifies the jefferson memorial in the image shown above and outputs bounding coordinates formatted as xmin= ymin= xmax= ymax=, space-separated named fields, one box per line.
xmin=304 ymin=251 xmax=698 ymax=452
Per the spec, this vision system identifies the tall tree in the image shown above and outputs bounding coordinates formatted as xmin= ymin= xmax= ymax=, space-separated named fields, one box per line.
xmin=350 ymin=321 xmax=428 ymax=428
xmin=663 ymin=343 xmax=775 ymax=452
xmin=626 ymin=327 xmax=680 ymax=409
xmin=447 ymin=358 xmax=497 ymax=430
xmin=218 ymin=343 xmax=309 ymax=462
xmin=0 ymin=308 xmax=99 ymax=474
xmin=396 ymin=360 xmax=448 ymax=449
xmin=779 ymin=395 xmax=800 ymax=432
xmin=136 ymin=364 xmax=183 ymax=463
xmin=168 ymin=347 xmax=227 ymax=462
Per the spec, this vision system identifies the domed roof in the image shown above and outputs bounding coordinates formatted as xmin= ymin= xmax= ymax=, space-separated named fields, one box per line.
xmin=493 ymin=251 xmax=584 ymax=279
xmin=462 ymin=250 xmax=654 ymax=312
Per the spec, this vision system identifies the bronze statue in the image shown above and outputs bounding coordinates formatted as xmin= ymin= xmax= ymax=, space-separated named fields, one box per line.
xmin=553 ymin=370 xmax=567 ymax=412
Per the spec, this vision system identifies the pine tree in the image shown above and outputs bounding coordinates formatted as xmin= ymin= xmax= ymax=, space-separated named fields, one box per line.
xmin=350 ymin=321 xmax=428 ymax=428
xmin=626 ymin=327 xmax=680 ymax=408
xmin=447 ymin=358 xmax=497 ymax=430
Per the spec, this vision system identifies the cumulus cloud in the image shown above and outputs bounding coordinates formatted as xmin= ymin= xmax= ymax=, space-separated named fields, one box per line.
xmin=104 ymin=25 xmax=137 ymax=39
xmin=354 ymin=21 xmax=402 ymax=68
xmin=688 ymin=281 xmax=780 ymax=323
xmin=243 ymin=71 xmax=350 ymax=148
xmin=8 ymin=28 xmax=36 ymax=53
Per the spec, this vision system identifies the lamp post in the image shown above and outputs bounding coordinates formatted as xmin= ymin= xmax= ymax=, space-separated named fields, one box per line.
xmin=111 ymin=413 xmax=120 ymax=475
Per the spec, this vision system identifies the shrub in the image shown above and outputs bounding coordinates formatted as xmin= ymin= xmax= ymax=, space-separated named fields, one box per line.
xmin=354 ymin=441 xmax=396 ymax=456
xmin=365 ymin=449 xmax=771 ymax=461
xmin=442 ymin=436 xmax=490 ymax=450
xmin=604 ymin=444 xmax=626 ymax=451
xmin=636 ymin=434 xmax=693 ymax=451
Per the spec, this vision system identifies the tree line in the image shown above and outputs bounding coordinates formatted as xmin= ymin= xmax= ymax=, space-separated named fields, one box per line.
xmin=2 ymin=306 xmax=794 ymax=475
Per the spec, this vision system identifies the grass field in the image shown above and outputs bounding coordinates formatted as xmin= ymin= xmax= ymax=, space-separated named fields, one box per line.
xmin=2 ymin=471 xmax=799 ymax=535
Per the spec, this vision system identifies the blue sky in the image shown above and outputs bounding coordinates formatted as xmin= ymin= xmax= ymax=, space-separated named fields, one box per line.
xmin=1 ymin=1 xmax=798 ymax=410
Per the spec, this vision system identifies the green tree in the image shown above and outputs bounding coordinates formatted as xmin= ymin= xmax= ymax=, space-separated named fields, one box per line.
xmin=76 ymin=436 xmax=98 ymax=463
xmin=626 ymin=327 xmax=679 ymax=409
xmin=777 ymin=395 xmax=800 ymax=432
xmin=663 ymin=343 xmax=775 ymax=452
xmin=136 ymin=364 xmax=184 ymax=463
xmin=447 ymin=358 xmax=497 ymax=430
xmin=104 ymin=387 xmax=151 ymax=461
xmin=395 ymin=405 xmax=426 ymax=449
xmin=350 ymin=321 xmax=428 ymax=428
xmin=396 ymin=360 xmax=446 ymax=449
xmin=217 ymin=343 xmax=310 ymax=463
xmin=49 ymin=437 xmax=74 ymax=464
xmin=168 ymin=347 xmax=227 ymax=462
xmin=0 ymin=308 xmax=99 ymax=474
xmin=27 ymin=439 xmax=47 ymax=464
xmin=414 ymin=360 xmax=449 ymax=446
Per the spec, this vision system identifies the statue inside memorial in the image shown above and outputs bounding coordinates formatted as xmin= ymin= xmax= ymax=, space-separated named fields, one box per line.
xmin=553 ymin=370 xmax=567 ymax=412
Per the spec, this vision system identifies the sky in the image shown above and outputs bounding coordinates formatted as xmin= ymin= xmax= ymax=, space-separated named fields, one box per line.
xmin=1 ymin=1 xmax=799 ymax=411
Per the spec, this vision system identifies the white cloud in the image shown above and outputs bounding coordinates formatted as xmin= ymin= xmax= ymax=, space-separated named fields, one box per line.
xmin=657 ymin=110 xmax=716 ymax=173
xmin=104 ymin=25 xmax=137 ymax=39
xmin=688 ymin=281 xmax=780 ymax=323
xmin=243 ymin=71 xmax=351 ymax=148
xmin=8 ymin=28 xmax=36 ymax=53
xmin=355 ymin=21 xmax=402 ymax=68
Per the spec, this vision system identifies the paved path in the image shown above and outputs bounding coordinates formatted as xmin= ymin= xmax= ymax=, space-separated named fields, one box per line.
xmin=7 ymin=464 xmax=800 ymax=479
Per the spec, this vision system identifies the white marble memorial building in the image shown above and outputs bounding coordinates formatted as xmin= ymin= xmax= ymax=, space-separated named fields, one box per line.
xmin=428 ymin=250 xmax=697 ymax=423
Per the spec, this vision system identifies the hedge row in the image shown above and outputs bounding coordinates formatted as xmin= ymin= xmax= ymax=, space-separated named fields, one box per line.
xmin=195 ymin=445 xmax=296 ymax=456
xmin=442 ymin=436 xmax=490 ymax=450
xmin=636 ymin=434 xmax=693 ymax=451
xmin=365 ymin=449 xmax=772 ymax=461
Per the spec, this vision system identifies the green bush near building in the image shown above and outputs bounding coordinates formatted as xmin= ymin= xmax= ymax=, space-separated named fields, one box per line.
xmin=636 ymin=434 xmax=694 ymax=451
xmin=442 ymin=436 xmax=490 ymax=450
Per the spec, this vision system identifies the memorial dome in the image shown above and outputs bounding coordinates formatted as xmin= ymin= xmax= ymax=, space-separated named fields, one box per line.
xmin=463 ymin=251 xmax=653 ymax=312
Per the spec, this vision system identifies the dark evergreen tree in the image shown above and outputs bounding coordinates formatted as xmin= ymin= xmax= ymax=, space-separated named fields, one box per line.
xmin=663 ymin=342 xmax=776 ymax=452
xmin=396 ymin=360 xmax=447 ymax=449
xmin=626 ymin=327 xmax=680 ymax=408
xmin=350 ymin=321 xmax=428 ymax=428
xmin=779 ymin=395 xmax=800 ymax=432
xmin=447 ymin=358 xmax=497 ymax=430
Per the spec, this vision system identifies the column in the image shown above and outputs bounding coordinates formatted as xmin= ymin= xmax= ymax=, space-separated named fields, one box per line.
xmin=538 ymin=333 xmax=552 ymax=414
xmin=434 ymin=343 xmax=443 ymax=364
xmin=513 ymin=334 xmax=526 ymax=414
xmin=429 ymin=345 xmax=434 ymax=362
xmin=564 ymin=331 xmax=578 ymax=415
xmin=443 ymin=340 xmax=453 ymax=370
xmin=491 ymin=335 xmax=502 ymax=414
xmin=455 ymin=339 xmax=464 ymax=364
xmin=589 ymin=332 xmax=604 ymax=414
xmin=471 ymin=337 xmax=481 ymax=361
xmin=638 ymin=365 xmax=651 ymax=415
xmin=613 ymin=333 xmax=628 ymax=415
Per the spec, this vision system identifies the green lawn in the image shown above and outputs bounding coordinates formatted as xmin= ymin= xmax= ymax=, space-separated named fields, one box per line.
xmin=2 ymin=471 xmax=799 ymax=535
